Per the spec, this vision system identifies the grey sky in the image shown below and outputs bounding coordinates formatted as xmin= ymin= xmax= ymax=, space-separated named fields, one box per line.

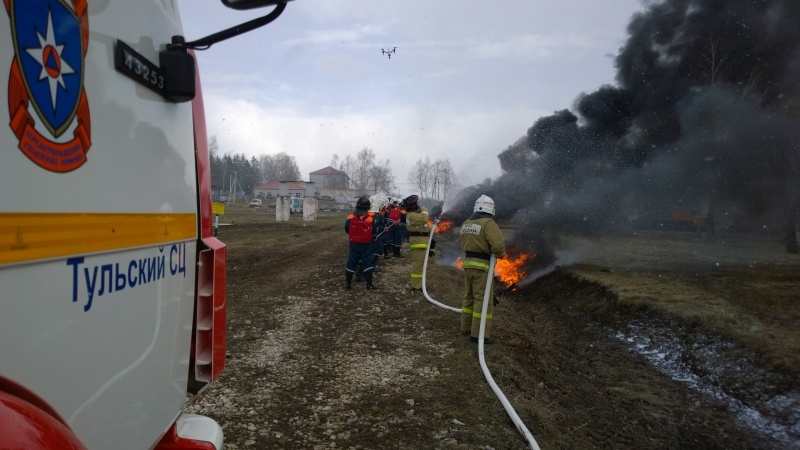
xmin=178 ymin=0 xmax=644 ymax=193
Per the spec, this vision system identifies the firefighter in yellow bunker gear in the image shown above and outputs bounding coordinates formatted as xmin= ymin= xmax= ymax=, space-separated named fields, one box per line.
xmin=401 ymin=195 xmax=430 ymax=291
xmin=460 ymin=195 xmax=505 ymax=344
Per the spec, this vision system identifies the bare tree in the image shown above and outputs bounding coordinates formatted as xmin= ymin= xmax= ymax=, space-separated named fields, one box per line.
xmin=369 ymin=159 xmax=395 ymax=193
xmin=408 ymin=157 xmax=432 ymax=198
xmin=701 ymin=34 xmax=732 ymax=86
xmin=337 ymin=154 xmax=358 ymax=189
xmin=334 ymin=148 xmax=396 ymax=193
xmin=260 ymin=152 xmax=301 ymax=182
xmin=353 ymin=147 xmax=376 ymax=193
xmin=431 ymin=158 xmax=455 ymax=201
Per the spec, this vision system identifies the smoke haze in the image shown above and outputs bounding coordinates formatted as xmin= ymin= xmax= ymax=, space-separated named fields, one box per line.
xmin=447 ymin=0 xmax=800 ymax=268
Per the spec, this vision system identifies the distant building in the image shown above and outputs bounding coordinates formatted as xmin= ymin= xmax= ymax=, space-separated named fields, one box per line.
xmin=309 ymin=166 xmax=348 ymax=189
xmin=309 ymin=166 xmax=376 ymax=202
xmin=253 ymin=181 xmax=311 ymax=198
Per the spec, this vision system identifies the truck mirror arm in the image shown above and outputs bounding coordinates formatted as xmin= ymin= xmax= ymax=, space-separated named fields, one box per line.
xmin=153 ymin=1 xmax=287 ymax=103
xmin=170 ymin=1 xmax=288 ymax=51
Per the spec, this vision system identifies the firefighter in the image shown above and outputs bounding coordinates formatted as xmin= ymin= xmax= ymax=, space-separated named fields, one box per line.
xmin=369 ymin=194 xmax=388 ymax=270
xmin=387 ymin=200 xmax=406 ymax=257
xmin=345 ymin=197 xmax=378 ymax=290
xmin=401 ymin=195 xmax=430 ymax=292
xmin=460 ymin=195 xmax=505 ymax=344
xmin=382 ymin=198 xmax=392 ymax=258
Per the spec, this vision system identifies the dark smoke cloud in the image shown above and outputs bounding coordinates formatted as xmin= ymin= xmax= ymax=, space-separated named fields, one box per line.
xmin=447 ymin=0 xmax=800 ymax=266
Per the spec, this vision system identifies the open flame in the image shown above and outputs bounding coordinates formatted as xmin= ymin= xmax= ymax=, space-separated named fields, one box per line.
xmin=494 ymin=252 xmax=531 ymax=286
xmin=435 ymin=219 xmax=454 ymax=234
xmin=452 ymin=251 xmax=534 ymax=287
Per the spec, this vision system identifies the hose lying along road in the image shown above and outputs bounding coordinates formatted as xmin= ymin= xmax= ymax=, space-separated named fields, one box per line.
xmin=421 ymin=220 xmax=541 ymax=450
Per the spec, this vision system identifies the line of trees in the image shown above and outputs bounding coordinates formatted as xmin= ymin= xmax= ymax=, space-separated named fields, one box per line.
xmin=209 ymin=137 xmax=418 ymax=201
xmin=209 ymin=135 xmax=301 ymax=195
xmin=330 ymin=147 xmax=395 ymax=194
xmin=408 ymin=157 xmax=455 ymax=201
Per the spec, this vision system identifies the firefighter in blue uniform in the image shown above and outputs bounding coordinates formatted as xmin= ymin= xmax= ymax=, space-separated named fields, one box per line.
xmin=369 ymin=194 xmax=389 ymax=269
xmin=345 ymin=197 xmax=378 ymax=290
xmin=387 ymin=200 xmax=406 ymax=257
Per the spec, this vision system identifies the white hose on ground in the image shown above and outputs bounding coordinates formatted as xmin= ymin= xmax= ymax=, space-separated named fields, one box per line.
xmin=479 ymin=255 xmax=541 ymax=450
xmin=419 ymin=219 xmax=542 ymax=449
xmin=421 ymin=219 xmax=461 ymax=313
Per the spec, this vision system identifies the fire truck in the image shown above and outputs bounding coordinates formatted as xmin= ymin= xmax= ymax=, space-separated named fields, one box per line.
xmin=0 ymin=1 xmax=289 ymax=448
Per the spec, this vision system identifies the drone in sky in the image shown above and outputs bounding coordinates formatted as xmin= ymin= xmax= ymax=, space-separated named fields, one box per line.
xmin=381 ymin=47 xmax=397 ymax=59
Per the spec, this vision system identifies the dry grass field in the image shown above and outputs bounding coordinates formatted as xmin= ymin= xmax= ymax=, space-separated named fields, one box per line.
xmin=187 ymin=202 xmax=799 ymax=449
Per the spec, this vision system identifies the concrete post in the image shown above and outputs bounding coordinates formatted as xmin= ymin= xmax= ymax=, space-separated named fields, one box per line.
xmin=276 ymin=196 xmax=290 ymax=221
xmin=303 ymin=182 xmax=317 ymax=222
xmin=303 ymin=197 xmax=317 ymax=221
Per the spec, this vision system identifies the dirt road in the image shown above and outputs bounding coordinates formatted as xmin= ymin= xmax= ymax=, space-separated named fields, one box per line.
xmin=185 ymin=208 xmax=799 ymax=449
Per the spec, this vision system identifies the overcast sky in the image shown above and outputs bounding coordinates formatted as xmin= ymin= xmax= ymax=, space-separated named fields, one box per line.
xmin=177 ymin=0 xmax=644 ymax=193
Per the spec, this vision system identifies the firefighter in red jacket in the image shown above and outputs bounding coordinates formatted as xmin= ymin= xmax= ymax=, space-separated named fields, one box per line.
xmin=387 ymin=200 xmax=406 ymax=257
xmin=460 ymin=195 xmax=505 ymax=344
xmin=345 ymin=197 xmax=378 ymax=290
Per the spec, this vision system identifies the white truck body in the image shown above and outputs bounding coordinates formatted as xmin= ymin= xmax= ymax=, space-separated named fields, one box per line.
xmin=1 ymin=1 xmax=233 ymax=448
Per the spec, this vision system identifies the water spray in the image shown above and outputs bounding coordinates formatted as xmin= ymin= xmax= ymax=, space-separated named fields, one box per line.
xmin=421 ymin=216 xmax=460 ymax=312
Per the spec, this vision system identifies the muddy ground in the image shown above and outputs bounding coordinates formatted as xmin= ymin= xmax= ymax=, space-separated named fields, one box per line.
xmin=186 ymin=206 xmax=799 ymax=449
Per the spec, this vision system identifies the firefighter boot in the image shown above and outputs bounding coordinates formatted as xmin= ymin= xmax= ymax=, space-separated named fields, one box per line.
xmin=393 ymin=246 xmax=401 ymax=258
xmin=384 ymin=247 xmax=390 ymax=259
xmin=345 ymin=271 xmax=353 ymax=290
xmin=364 ymin=271 xmax=375 ymax=290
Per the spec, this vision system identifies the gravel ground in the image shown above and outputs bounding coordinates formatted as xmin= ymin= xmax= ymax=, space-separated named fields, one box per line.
xmin=183 ymin=216 xmax=795 ymax=449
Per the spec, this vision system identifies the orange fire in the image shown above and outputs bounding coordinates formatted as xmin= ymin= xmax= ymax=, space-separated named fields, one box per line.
xmin=494 ymin=253 xmax=530 ymax=286
xmin=452 ymin=251 xmax=533 ymax=287
xmin=435 ymin=220 xmax=454 ymax=234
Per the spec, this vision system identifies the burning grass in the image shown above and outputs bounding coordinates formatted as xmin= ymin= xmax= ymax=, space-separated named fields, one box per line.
xmin=450 ymin=250 xmax=535 ymax=290
xmin=434 ymin=219 xmax=454 ymax=234
xmin=494 ymin=250 xmax=533 ymax=287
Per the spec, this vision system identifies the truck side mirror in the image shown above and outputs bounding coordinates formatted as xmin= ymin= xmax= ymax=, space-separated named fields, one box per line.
xmin=160 ymin=37 xmax=196 ymax=103
xmin=116 ymin=1 xmax=291 ymax=103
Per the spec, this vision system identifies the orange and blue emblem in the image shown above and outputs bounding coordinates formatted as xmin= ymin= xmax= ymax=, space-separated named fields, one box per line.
xmin=6 ymin=0 xmax=91 ymax=172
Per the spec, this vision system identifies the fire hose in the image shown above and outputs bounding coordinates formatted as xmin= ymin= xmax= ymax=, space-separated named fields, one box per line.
xmin=373 ymin=219 xmax=405 ymax=240
xmin=421 ymin=219 xmax=460 ymax=313
xmin=422 ymin=218 xmax=541 ymax=450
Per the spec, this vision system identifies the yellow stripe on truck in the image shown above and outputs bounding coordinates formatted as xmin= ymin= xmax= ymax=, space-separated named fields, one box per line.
xmin=0 ymin=213 xmax=197 ymax=265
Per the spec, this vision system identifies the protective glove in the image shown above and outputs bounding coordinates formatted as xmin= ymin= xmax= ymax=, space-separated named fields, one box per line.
xmin=430 ymin=239 xmax=437 ymax=250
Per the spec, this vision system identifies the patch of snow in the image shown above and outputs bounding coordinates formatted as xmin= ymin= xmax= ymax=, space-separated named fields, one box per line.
xmin=612 ymin=320 xmax=800 ymax=449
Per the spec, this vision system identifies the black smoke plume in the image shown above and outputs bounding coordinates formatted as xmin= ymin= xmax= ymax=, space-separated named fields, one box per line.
xmin=448 ymin=0 xmax=800 ymax=266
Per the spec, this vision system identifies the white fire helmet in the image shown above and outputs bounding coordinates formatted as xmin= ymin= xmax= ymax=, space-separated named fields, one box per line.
xmin=473 ymin=195 xmax=496 ymax=215
xmin=369 ymin=193 xmax=388 ymax=213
